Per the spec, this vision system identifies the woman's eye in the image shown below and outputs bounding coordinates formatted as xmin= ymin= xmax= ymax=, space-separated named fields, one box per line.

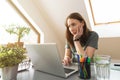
xmin=71 ymin=23 xmax=76 ymax=26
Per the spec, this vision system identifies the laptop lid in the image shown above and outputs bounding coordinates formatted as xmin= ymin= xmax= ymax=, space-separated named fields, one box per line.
xmin=25 ymin=43 xmax=78 ymax=78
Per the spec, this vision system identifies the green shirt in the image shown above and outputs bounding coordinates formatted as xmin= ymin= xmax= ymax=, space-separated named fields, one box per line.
xmin=65 ymin=31 xmax=99 ymax=62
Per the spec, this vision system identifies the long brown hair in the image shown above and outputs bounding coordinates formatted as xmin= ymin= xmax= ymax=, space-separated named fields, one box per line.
xmin=65 ymin=12 xmax=90 ymax=48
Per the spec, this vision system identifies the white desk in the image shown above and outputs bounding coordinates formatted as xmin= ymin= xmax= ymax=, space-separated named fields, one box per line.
xmin=16 ymin=63 xmax=120 ymax=80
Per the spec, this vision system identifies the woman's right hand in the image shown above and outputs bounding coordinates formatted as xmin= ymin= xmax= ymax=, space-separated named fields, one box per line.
xmin=73 ymin=25 xmax=83 ymax=40
xmin=62 ymin=56 xmax=72 ymax=66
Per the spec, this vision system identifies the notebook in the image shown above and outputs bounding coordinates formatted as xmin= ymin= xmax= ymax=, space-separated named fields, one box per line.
xmin=25 ymin=43 xmax=78 ymax=78
xmin=111 ymin=63 xmax=120 ymax=71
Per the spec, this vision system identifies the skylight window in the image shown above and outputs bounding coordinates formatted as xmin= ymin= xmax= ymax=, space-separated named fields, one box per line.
xmin=89 ymin=0 xmax=120 ymax=25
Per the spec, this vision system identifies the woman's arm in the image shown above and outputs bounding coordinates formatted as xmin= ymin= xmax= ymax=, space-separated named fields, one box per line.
xmin=64 ymin=48 xmax=72 ymax=58
xmin=63 ymin=48 xmax=72 ymax=65
xmin=74 ymin=41 xmax=96 ymax=58
xmin=73 ymin=25 xmax=97 ymax=58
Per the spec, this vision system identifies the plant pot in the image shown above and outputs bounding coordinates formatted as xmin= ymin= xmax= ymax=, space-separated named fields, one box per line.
xmin=1 ymin=65 xmax=18 ymax=80
xmin=15 ymin=42 xmax=24 ymax=47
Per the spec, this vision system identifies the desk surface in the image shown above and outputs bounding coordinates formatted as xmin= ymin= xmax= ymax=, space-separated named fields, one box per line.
xmin=0 ymin=61 xmax=120 ymax=80
xmin=17 ymin=67 xmax=95 ymax=80
xmin=16 ymin=64 xmax=120 ymax=80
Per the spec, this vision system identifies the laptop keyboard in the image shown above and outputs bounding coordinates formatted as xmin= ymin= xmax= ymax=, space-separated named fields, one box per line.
xmin=64 ymin=68 xmax=74 ymax=74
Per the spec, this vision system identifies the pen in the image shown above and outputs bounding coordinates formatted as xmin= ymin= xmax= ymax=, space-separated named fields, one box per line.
xmin=77 ymin=54 xmax=80 ymax=63
xmin=114 ymin=64 xmax=120 ymax=66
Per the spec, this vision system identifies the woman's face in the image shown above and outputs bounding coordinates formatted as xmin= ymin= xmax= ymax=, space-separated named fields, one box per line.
xmin=67 ymin=18 xmax=84 ymax=35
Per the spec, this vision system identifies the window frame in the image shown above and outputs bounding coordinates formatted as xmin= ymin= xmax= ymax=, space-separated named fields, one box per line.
xmin=89 ymin=0 xmax=120 ymax=25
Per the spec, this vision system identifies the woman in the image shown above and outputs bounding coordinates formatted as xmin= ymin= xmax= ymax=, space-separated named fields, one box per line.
xmin=63 ymin=12 xmax=99 ymax=66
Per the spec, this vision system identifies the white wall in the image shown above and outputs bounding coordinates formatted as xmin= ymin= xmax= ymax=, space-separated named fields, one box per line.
xmin=96 ymin=37 xmax=120 ymax=59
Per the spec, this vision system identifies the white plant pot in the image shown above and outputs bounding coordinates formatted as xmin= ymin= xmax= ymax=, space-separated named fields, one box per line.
xmin=1 ymin=65 xmax=18 ymax=80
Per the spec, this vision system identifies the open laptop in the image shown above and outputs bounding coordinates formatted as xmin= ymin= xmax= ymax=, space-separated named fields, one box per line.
xmin=25 ymin=43 xmax=78 ymax=78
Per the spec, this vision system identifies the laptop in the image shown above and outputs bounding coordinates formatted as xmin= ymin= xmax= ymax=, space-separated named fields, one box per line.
xmin=25 ymin=43 xmax=78 ymax=78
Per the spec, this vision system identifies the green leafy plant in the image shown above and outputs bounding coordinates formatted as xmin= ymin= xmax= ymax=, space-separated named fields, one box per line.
xmin=5 ymin=24 xmax=30 ymax=43
xmin=0 ymin=44 xmax=26 ymax=68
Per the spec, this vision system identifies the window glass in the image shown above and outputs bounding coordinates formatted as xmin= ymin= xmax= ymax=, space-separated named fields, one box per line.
xmin=0 ymin=0 xmax=37 ymax=44
xmin=89 ymin=0 xmax=120 ymax=25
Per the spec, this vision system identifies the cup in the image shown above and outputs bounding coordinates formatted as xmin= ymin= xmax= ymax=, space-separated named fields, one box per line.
xmin=77 ymin=54 xmax=91 ymax=79
xmin=94 ymin=55 xmax=111 ymax=80
xmin=79 ymin=62 xmax=91 ymax=79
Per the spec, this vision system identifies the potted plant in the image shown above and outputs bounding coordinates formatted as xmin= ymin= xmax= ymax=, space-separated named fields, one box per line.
xmin=0 ymin=24 xmax=30 ymax=80
xmin=0 ymin=43 xmax=26 ymax=80
xmin=5 ymin=24 xmax=30 ymax=47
